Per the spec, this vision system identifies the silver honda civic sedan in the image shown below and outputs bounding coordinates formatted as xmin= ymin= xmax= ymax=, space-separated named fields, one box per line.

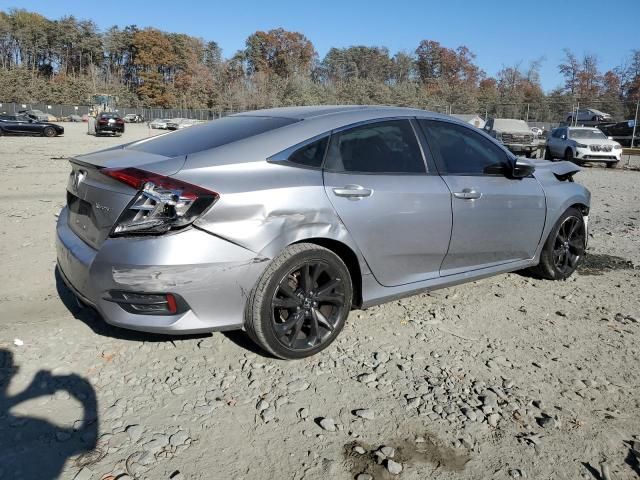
xmin=56 ymin=106 xmax=590 ymax=359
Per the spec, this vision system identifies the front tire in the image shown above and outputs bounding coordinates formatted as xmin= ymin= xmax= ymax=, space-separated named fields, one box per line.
xmin=544 ymin=147 xmax=553 ymax=160
xmin=565 ymin=148 xmax=576 ymax=164
xmin=530 ymin=207 xmax=586 ymax=280
xmin=245 ymin=243 xmax=353 ymax=360
xmin=43 ymin=126 xmax=56 ymax=137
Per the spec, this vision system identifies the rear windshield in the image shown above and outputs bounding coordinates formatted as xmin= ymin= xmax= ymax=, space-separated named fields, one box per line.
xmin=127 ymin=115 xmax=298 ymax=157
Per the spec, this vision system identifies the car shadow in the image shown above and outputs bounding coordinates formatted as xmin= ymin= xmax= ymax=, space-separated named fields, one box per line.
xmin=0 ymin=348 xmax=99 ymax=479
xmin=221 ymin=330 xmax=276 ymax=359
xmin=624 ymin=440 xmax=640 ymax=476
xmin=55 ymin=267 xmax=209 ymax=344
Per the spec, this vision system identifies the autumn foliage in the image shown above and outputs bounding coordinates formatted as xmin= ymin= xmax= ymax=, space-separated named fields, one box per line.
xmin=0 ymin=8 xmax=639 ymax=120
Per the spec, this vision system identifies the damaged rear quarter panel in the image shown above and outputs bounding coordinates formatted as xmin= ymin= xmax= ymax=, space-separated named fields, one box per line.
xmin=181 ymin=160 xmax=370 ymax=273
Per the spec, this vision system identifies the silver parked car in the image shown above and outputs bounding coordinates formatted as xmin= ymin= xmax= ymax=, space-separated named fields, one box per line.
xmin=545 ymin=126 xmax=622 ymax=167
xmin=566 ymin=108 xmax=612 ymax=123
xmin=148 ymin=118 xmax=172 ymax=129
xmin=56 ymin=106 xmax=591 ymax=359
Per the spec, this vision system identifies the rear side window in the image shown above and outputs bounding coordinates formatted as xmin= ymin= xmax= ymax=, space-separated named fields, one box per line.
xmin=287 ymin=137 xmax=329 ymax=168
xmin=325 ymin=120 xmax=425 ymax=174
xmin=128 ymin=115 xmax=298 ymax=157
xmin=420 ymin=120 xmax=509 ymax=175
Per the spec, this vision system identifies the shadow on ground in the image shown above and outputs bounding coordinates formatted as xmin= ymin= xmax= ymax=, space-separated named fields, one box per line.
xmin=0 ymin=349 xmax=99 ymax=479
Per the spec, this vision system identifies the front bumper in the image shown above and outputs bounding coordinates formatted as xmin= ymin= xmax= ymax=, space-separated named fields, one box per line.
xmin=575 ymin=147 xmax=621 ymax=162
xmin=56 ymin=207 xmax=269 ymax=334
xmin=503 ymin=143 xmax=538 ymax=153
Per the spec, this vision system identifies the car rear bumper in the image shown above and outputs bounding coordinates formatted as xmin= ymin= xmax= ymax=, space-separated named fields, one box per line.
xmin=97 ymin=126 xmax=124 ymax=133
xmin=56 ymin=207 xmax=269 ymax=334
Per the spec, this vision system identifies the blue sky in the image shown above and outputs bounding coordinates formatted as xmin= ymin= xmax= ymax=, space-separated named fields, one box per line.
xmin=2 ymin=0 xmax=638 ymax=91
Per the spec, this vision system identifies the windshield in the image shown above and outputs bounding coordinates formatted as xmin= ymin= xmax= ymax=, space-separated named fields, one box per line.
xmin=569 ymin=129 xmax=606 ymax=140
xmin=492 ymin=119 xmax=530 ymax=131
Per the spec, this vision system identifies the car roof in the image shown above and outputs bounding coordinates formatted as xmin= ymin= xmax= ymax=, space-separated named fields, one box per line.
xmin=232 ymin=105 xmax=450 ymax=122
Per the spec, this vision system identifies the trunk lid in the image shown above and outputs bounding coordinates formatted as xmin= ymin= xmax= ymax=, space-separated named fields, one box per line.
xmin=66 ymin=149 xmax=185 ymax=249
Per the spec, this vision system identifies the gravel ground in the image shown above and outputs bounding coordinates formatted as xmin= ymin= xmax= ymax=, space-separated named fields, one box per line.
xmin=1 ymin=123 xmax=639 ymax=480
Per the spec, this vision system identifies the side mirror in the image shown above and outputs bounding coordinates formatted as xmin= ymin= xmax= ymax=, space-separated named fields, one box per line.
xmin=561 ymin=134 xmax=567 ymax=140
xmin=512 ymin=157 xmax=535 ymax=178
xmin=607 ymin=136 xmax=613 ymax=140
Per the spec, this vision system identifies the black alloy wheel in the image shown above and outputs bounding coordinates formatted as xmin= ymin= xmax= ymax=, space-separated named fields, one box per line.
xmin=271 ymin=260 xmax=347 ymax=351
xmin=245 ymin=243 xmax=353 ymax=360
xmin=529 ymin=207 xmax=586 ymax=280
xmin=552 ymin=215 xmax=585 ymax=277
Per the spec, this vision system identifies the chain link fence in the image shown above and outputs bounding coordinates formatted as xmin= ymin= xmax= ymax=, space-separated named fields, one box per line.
xmin=0 ymin=101 xmax=234 ymax=120
xmin=1 ymin=100 xmax=637 ymax=147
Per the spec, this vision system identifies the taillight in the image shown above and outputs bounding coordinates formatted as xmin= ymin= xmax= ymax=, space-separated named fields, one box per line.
xmin=100 ymin=167 xmax=218 ymax=236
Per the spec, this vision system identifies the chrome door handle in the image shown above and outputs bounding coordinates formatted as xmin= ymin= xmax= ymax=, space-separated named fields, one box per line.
xmin=333 ymin=185 xmax=373 ymax=198
xmin=453 ymin=189 xmax=482 ymax=200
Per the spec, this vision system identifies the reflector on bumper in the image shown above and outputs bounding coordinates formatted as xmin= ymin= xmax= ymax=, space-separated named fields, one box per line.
xmin=104 ymin=291 xmax=185 ymax=315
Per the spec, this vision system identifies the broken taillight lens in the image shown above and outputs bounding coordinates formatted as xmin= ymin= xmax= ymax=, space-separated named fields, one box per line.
xmin=101 ymin=167 xmax=218 ymax=236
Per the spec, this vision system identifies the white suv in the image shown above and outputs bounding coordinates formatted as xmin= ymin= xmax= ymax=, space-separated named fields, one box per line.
xmin=545 ymin=127 xmax=622 ymax=168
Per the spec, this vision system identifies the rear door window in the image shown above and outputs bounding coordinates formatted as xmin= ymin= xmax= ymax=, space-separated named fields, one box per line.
xmin=324 ymin=120 xmax=426 ymax=174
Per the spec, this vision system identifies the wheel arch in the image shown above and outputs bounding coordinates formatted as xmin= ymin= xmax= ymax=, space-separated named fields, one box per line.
xmin=568 ymin=202 xmax=589 ymax=216
xmin=292 ymin=237 xmax=363 ymax=309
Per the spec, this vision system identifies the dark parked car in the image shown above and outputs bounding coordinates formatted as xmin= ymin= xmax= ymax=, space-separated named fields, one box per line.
xmin=96 ymin=113 xmax=125 ymax=136
xmin=0 ymin=114 xmax=64 ymax=137
xmin=598 ymin=120 xmax=637 ymax=147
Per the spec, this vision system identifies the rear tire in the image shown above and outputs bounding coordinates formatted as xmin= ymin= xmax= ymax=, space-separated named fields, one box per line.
xmin=43 ymin=126 xmax=56 ymax=137
xmin=245 ymin=243 xmax=353 ymax=360
xmin=529 ymin=207 xmax=586 ymax=280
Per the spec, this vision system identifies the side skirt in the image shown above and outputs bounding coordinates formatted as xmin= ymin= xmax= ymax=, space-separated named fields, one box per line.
xmin=360 ymin=258 xmax=536 ymax=309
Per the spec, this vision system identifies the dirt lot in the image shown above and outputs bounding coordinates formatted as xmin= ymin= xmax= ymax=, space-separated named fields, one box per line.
xmin=1 ymin=123 xmax=639 ymax=480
